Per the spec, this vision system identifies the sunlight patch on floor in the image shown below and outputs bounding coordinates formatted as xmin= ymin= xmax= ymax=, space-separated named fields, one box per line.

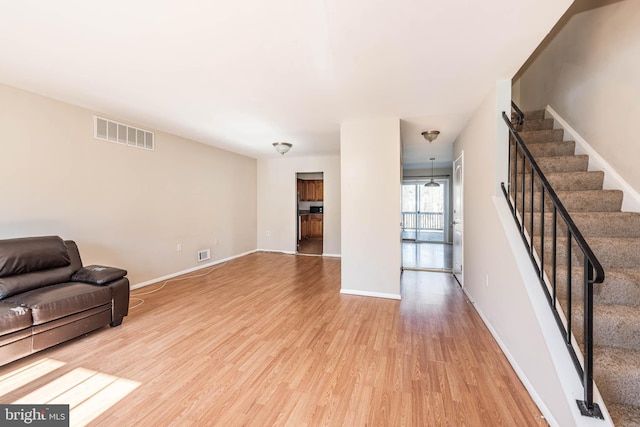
xmin=13 ymin=367 xmax=97 ymax=403
xmin=0 ymin=358 xmax=65 ymax=398
xmin=0 ymin=358 xmax=140 ymax=426
xmin=70 ymin=376 xmax=140 ymax=426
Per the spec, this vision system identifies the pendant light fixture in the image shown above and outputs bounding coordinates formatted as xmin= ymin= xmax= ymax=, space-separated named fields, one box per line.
xmin=425 ymin=157 xmax=440 ymax=187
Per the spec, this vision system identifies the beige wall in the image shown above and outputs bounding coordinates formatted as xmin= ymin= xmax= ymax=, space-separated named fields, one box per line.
xmin=516 ymin=0 xmax=640 ymax=191
xmin=0 ymin=83 xmax=257 ymax=285
xmin=453 ymin=84 xmax=579 ymax=426
xmin=257 ymin=155 xmax=341 ymax=255
xmin=340 ymin=118 xmax=401 ymax=299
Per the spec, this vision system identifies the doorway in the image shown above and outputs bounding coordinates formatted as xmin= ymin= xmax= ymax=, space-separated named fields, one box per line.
xmin=401 ymin=180 xmax=449 ymax=242
xmin=452 ymin=153 xmax=464 ymax=285
xmin=401 ymin=177 xmax=452 ymax=271
xmin=296 ymin=172 xmax=324 ymax=255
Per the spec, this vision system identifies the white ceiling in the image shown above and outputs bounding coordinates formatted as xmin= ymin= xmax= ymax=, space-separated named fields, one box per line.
xmin=0 ymin=0 xmax=572 ymax=170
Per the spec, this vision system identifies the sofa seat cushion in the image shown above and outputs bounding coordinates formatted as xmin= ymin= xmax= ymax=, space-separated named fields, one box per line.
xmin=4 ymin=283 xmax=111 ymax=325
xmin=0 ymin=301 xmax=32 ymax=335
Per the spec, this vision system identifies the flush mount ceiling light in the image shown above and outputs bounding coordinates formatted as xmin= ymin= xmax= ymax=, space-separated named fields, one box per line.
xmin=272 ymin=142 xmax=292 ymax=155
xmin=421 ymin=130 xmax=440 ymax=143
xmin=425 ymin=157 xmax=440 ymax=187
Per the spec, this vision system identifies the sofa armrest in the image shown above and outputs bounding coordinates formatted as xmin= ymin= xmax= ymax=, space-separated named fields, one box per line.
xmin=71 ymin=265 xmax=127 ymax=285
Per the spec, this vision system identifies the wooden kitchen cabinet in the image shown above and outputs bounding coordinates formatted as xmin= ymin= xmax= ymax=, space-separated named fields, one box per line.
xmin=307 ymin=181 xmax=316 ymax=201
xmin=300 ymin=214 xmax=322 ymax=239
xmin=310 ymin=180 xmax=323 ymax=201
xmin=297 ymin=179 xmax=305 ymax=201
xmin=297 ymin=179 xmax=324 ymax=201
xmin=309 ymin=214 xmax=323 ymax=238
xmin=300 ymin=214 xmax=310 ymax=239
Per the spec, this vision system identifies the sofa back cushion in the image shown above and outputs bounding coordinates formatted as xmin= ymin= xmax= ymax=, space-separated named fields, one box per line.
xmin=0 ymin=236 xmax=73 ymax=299
xmin=64 ymin=240 xmax=83 ymax=272
xmin=0 ymin=236 xmax=70 ymax=277
xmin=0 ymin=267 xmax=76 ymax=300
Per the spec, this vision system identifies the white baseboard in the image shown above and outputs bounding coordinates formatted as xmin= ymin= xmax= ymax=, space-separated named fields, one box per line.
xmin=257 ymin=248 xmax=296 ymax=255
xmin=258 ymin=249 xmax=341 ymax=258
xmin=340 ymin=289 xmax=401 ymax=300
xmin=546 ymin=105 xmax=640 ymax=212
xmin=462 ymin=286 xmax=558 ymax=427
xmin=130 ymin=249 xmax=257 ymax=290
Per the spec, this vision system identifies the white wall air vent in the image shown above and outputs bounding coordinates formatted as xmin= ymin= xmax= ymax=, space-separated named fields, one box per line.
xmin=94 ymin=116 xmax=154 ymax=151
xmin=197 ymin=249 xmax=211 ymax=262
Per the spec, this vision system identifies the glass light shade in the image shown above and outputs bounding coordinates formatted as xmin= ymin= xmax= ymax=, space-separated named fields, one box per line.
xmin=421 ymin=130 xmax=440 ymax=142
xmin=273 ymin=142 xmax=292 ymax=155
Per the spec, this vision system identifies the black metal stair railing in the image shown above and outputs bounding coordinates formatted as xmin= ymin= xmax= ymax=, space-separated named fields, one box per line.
xmin=501 ymin=102 xmax=605 ymax=419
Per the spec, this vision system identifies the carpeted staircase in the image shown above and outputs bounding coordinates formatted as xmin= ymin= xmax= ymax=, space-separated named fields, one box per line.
xmin=513 ymin=109 xmax=640 ymax=427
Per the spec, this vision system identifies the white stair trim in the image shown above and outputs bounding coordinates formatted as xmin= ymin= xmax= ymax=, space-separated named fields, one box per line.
xmin=546 ymin=105 xmax=640 ymax=212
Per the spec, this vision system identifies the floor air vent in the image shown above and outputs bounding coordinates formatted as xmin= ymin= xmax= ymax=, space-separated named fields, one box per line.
xmin=94 ymin=116 xmax=154 ymax=151
xmin=197 ymin=249 xmax=211 ymax=262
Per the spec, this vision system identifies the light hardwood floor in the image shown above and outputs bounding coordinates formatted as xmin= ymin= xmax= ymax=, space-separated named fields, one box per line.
xmin=0 ymin=253 xmax=546 ymax=426
xmin=297 ymin=238 xmax=323 ymax=255
xmin=402 ymin=242 xmax=453 ymax=271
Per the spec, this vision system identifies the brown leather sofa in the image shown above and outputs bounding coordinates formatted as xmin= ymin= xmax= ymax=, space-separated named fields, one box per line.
xmin=0 ymin=236 xmax=129 ymax=366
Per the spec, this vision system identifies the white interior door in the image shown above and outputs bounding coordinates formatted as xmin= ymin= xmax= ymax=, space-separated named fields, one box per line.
xmin=452 ymin=153 xmax=464 ymax=285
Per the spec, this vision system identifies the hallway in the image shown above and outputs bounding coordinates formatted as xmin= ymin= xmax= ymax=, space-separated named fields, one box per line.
xmin=402 ymin=241 xmax=453 ymax=272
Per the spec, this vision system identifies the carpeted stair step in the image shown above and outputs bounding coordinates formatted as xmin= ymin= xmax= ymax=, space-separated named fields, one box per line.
xmin=519 ymin=129 xmax=565 ymax=144
xmin=555 ymin=189 xmax=622 ymax=212
xmin=551 ymin=267 xmax=640 ymax=307
xmin=509 ymin=154 xmax=589 ymax=175
xmin=521 ymin=118 xmax=554 ymax=132
xmin=607 ymin=402 xmax=640 ymax=427
xmin=594 ymin=347 xmax=640 ymax=408
xmin=550 ymin=237 xmax=640 ymax=269
xmin=549 ymin=171 xmax=603 ymax=191
xmin=523 ymin=110 xmax=546 ymax=120
xmin=530 ymin=212 xmax=640 ymax=239
xmin=510 ymin=171 xmax=603 ymax=205
xmin=512 ymin=140 xmax=576 ymax=158
xmin=515 ymin=171 xmax=604 ymax=192
xmin=522 ymin=189 xmax=623 ymax=212
xmin=572 ymin=304 xmax=640 ymax=351
xmin=586 ymin=237 xmax=640 ymax=270
xmin=536 ymin=155 xmax=589 ymax=173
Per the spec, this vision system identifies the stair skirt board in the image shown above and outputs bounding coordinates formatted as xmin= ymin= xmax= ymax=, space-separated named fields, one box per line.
xmin=512 ymin=108 xmax=640 ymax=425
xmin=494 ymin=198 xmax=612 ymax=427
